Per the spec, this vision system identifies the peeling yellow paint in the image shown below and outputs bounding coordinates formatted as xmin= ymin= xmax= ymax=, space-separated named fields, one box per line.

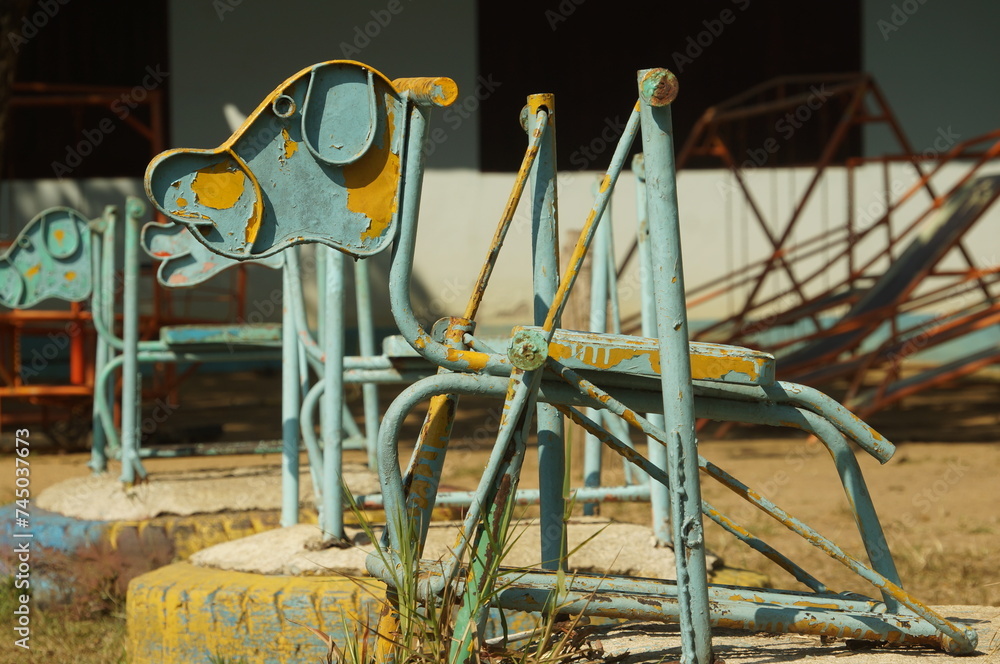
xmin=53 ymin=229 xmax=65 ymax=243
xmin=65 ymin=271 xmax=76 ymax=281
xmin=344 ymin=115 xmax=399 ymax=242
xmin=547 ymin=335 xmax=761 ymax=382
xmin=191 ymin=161 xmax=245 ymax=210
xmin=548 ymin=341 xmax=661 ymax=375
xmin=172 ymin=210 xmax=211 ymax=221
xmin=176 ymin=197 xmax=188 ymax=207
xmin=690 ymin=353 xmax=759 ymax=381
xmin=25 ymin=264 xmax=40 ymax=278
xmin=280 ymin=128 xmax=298 ymax=161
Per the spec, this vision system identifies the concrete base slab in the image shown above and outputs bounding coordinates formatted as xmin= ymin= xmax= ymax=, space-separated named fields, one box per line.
xmin=4 ymin=462 xmax=378 ymax=606
xmin=592 ymin=607 xmax=1000 ymax=662
xmin=189 ymin=517 xmax=722 ymax=579
xmin=36 ymin=462 xmax=379 ymax=521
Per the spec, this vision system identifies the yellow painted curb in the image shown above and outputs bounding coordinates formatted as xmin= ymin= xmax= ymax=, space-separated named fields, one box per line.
xmin=107 ymin=509 xmax=317 ymax=560
xmin=127 ymin=562 xmax=383 ymax=664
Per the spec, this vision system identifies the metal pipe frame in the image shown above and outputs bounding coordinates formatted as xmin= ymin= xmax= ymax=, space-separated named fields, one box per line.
xmin=364 ymin=68 xmax=975 ymax=658
xmin=364 ymin=367 xmax=976 ymax=654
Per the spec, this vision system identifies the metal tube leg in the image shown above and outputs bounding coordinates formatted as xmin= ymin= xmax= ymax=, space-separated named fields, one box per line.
xmin=635 ymin=154 xmax=671 ymax=545
xmin=527 ymin=94 xmax=566 ymax=570
xmin=450 ymin=369 xmax=540 ymax=664
xmin=281 ymin=263 xmax=301 ymax=526
xmin=90 ymin=334 xmax=109 ymax=472
xmin=582 ymin=193 xmax=610 ymax=515
xmin=321 ymin=247 xmax=346 ymax=544
xmin=638 ymin=68 xmax=713 ymax=664
xmin=354 ymin=259 xmax=381 ymax=469
xmin=119 ymin=199 xmax=147 ymax=484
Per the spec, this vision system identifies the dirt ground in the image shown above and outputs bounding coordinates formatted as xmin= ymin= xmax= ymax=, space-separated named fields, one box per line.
xmin=1 ymin=368 xmax=999 ymax=610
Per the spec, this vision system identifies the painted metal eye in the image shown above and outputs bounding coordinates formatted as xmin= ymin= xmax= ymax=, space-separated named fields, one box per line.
xmin=272 ymin=94 xmax=296 ymax=118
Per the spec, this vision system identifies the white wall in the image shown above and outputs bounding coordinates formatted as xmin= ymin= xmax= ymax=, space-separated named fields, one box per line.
xmin=411 ymin=160 xmax=1000 ymax=333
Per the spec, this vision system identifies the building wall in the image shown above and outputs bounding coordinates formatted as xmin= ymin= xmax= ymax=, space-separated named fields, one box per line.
xmin=4 ymin=1 xmax=998 ymax=336
xmin=862 ymin=0 xmax=1000 ymax=155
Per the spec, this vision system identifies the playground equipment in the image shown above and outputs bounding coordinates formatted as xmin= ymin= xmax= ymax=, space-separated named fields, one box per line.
xmin=94 ymin=202 xmax=396 ymax=530
xmin=144 ymin=60 xmax=981 ymax=661
xmin=0 ymin=208 xmax=96 ymax=436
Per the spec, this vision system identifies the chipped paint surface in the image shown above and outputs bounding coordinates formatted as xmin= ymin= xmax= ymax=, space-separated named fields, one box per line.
xmin=127 ymin=562 xmax=383 ymax=663
xmin=170 ymin=209 xmax=211 ymax=221
xmin=191 ymin=161 xmax=245 ymax=210
xmin=346 ymin=118 xmax=399 ymax=241
xmin=391 ymin=76 xmax=459 ymax=107
xmin=280 ymin=127 xmax=298 ymax=161
xmin=689 ymin=352 xmax=761 ymax=383
xmin=538 ymin=327 xmax=772 ymax=384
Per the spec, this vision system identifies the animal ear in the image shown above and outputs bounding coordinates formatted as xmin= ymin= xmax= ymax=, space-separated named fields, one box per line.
xmin=141 ymin=220 xmax=193 ymax=286
xmin=0 ymin=257 xmax=25 ymax=307
xmin=301 ymin=63 xmax=378 ymax=166
xmin=43 ymin=209 xmax=84 ymax=259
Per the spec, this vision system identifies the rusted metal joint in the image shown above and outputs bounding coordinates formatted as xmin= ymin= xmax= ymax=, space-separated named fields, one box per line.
xmin=507 ymin=327 xmax=549 ymax=371
xmin=639 ymin=68 xmax=679 ymax=107
xmin=432 ymin=316 xmax=476 ymax=349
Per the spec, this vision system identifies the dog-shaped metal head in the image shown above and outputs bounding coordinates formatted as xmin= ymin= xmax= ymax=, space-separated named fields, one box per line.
xmin=145 ymin=61 xmax=407 ymax=261
xmin=0 ymin=207 xmax=91 ymax=308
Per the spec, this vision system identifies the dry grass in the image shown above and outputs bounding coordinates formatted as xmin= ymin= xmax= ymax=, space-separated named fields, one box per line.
xmin=0 ymin=575 xmax=126 ymax=664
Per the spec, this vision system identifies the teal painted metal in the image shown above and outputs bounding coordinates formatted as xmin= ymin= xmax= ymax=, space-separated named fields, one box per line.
xmin=354 ymin=258 xmax=381 ymax=470
xmin=119 ymin=198 xmax=147 ymax=485
xmin=281 ymin=261 xmax=301 ymax=527
xmin=0 ymin=207 xmax=92 ymax=308
xmin=635 ymin=153 xmax=672 ymax=547
xmin=526 ymin=96 xmax=566 ymax=573
xmin=141 ymin=220 xmax=282 ymax=287
xmin=638 ymin=67 xmax=712 ymax=663
xmin=157 ymin=323 xmax=282 ymax=346
xmin=582 ymin=181 xmax=611 ymax=515
xmin=144 ymin=62 xmax=407 ymax=262
xmin=321 ymin=247 xmax=347 ymax=544
xmin=141 ymin=61 xmax=978 ymax=658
